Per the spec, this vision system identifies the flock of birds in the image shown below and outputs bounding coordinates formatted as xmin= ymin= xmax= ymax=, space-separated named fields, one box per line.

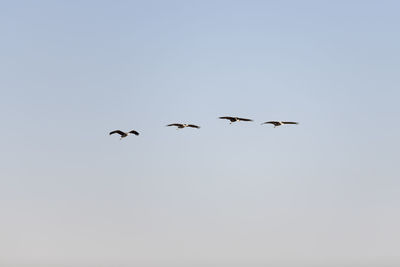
xmin=109 ymin=116 xmax=299 ymax=139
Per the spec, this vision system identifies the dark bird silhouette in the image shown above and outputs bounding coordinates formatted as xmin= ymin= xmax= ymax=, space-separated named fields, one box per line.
xmin=219 ymin=116 xmax=253 ymax=124
xmin=167 ymin=123 xmax=200 ymax=129
xmin=261 ymin=121 xmax=299 ymax=128
xmin=109 ymin=130 xmax=139 ymax=139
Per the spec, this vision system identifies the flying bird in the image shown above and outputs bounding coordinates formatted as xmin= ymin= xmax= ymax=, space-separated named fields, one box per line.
xmin=109 ymin=130 xmax=139 ymax=139
xmin=167 ymin=123 xmax=200 ymax=129
xmin=261 ymin=121 xmax=299 ymax=128
xmin=219 ymin=116 xmax=253 ymax=124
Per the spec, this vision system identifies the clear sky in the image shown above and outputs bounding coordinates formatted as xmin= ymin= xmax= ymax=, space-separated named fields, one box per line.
xmin=1 ymin=1 xmax=399 ymax=266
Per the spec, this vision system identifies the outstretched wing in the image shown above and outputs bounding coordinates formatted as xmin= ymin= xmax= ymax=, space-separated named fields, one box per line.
xmin=237 ymin=117 xmax=253 ymax=121
xmin=188 ymin=124 xmax=200 ymax=129
xmin=129 ymin=130 xmax=140 ymax=135
xmin=219 ymin=116 xmax=233 ymax=120
xmin=109 ymin=130 xmax=125 ymax=136
xmin=262 ymin=121 xmax=279 ymax=125
xmin=167 ymin=123 xmax=183 ymax=127
xmin=282 ymin=121 xmax=298 ymax=125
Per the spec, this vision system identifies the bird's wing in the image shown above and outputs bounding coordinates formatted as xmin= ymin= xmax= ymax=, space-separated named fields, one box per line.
xmin=219 ymin=116 xmax=233 ymax=120
xmin=238 ymin=117 xmax=253 ymax=121
xmin=109 ymin=130 xmax=125 ymax=136
xmin=129 ymin=130 xmax=140 ymax=135
xmin=282 ymin=122 xmax=298 ymax=125
xmin=188 ymin=124 xmax=200 ymax=128
xmin=262 ymin=121 xmax=278 ymax=125
xmin=167 ymin=123 xmax=182 ymax=127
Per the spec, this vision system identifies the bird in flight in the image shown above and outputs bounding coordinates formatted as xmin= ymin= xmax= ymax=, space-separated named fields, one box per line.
xmin=261 ymin=121 xmax=299 ymax=128
xmin=167 ymin=123 xmax=201 ymax=129
xmin=109 ymin=130 xmax=139 ymax=139
xmin=219 ymin=116 xmax=253 ymax=124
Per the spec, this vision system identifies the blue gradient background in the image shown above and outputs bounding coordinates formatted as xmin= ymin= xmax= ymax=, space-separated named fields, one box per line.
xmin=1 ymin=1 xmax=399 ymax=266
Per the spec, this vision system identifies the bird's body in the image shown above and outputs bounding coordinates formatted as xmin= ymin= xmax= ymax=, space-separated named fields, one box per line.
xmin=261 ymin=121 xmax=298 ymax=128
xmin=109 ymin=130 xmax=139 ymax=139
xmin=219 ymin=116 xmax=253 ymax=124
xmin=167 ymin=123 xmax=200 ymax=129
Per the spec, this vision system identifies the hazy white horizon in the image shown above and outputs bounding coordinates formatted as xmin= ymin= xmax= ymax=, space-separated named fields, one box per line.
xmin=1 ymin=1 xmax=399 ymax=266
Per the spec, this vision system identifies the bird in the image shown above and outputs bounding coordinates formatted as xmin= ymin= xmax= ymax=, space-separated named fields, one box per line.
xmin=167 ymin=123 xmax=201 ymax=129
xmin=109 ymin=130 xmax=139 ymax=139
xmin=261 ymin=121 xmax=299 ymax=128
xmin=219 ymin=116 xmax=253 ymax=124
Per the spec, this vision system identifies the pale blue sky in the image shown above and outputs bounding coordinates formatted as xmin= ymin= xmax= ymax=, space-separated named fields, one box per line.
xmin=1 ymin=1 xmax=399 ymax=267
